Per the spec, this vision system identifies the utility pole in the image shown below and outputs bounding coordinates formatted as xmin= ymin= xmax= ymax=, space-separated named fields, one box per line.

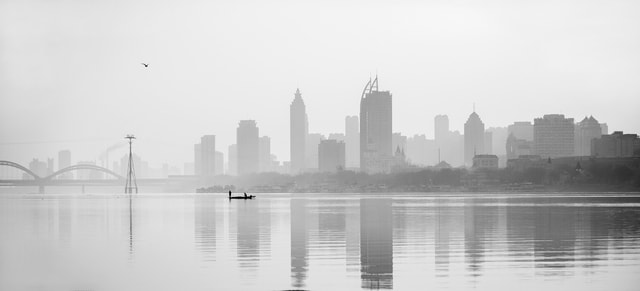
xmin=125 ymin=135 xmax=138 ymax=194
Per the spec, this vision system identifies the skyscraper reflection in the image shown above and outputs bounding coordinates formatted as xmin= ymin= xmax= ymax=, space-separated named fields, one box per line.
xmin=194 ymin=196 xmax=216 ymax=260
xmin=360 ymin=198 xmax=393 ymax=289
xmin=235 ymin=200 xmax=260 ymax=270
xmin=290 ymin=198 xmax=308 ymax=288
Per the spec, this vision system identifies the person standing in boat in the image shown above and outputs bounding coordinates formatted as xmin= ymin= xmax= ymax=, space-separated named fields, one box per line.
xmin=244 ymin=192 xmax=247 ymax=198
xmin=228 ymin=190 xmax=231 ymax=198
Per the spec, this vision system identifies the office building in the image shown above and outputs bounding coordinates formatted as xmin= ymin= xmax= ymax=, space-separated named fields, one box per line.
xmin=200 ymin=135 xmax=216 ymax=176
xmin=591 ymin=131 xmax=640 ymax=158
xmin=345 ymin=115 xmax=360 ymax=169
xmin=574 ymin=116 xmax=602 ymax=156
xmin=290 ymin=88 xmax=308 ymax=174
xmin=464 ymin=111 xmax=485 ymax=167
xmin=360 ymin=76 xmax=393 ymax=173
xmin=507 ymin=121 xmax=534 ymax=141
xmin=259 ymin=136 xmax=272 ymax=172
xmin=228 ymin=144 xmax=237 ymax=176
xmin=306 ymin=133 xmax=325 ymax=171
xmin=237 ymin=120 xmax=260 ymax=175
xmin=533 ymin=114 xmax=575 ymax=158
xmin=215 ymin=151 xmax=224 ymax=175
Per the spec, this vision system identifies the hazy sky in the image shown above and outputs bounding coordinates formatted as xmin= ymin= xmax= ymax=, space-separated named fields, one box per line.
xmin=1 ymin=0 xmax=639 ymax=168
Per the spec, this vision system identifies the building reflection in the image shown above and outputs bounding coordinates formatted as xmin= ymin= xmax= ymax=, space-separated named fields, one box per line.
xmin=236 ymin=200 xmax=260 ymax=270
xmin=360 ymin=198 xmax=393 ymax=289
xmin=194 ymin=196 xmax=216 ymax=260
xmin=533 ymin=199 xmax=577 ymax=275
xmin=290 ymin=198 xmax=308 ymax=288
xmin=463 ymin=198 xmax=487 ymax=277
xmin=434 ymin=199 xmax=451 ymax=277
xmin=345 ymin=199 xmax=360 ymax=274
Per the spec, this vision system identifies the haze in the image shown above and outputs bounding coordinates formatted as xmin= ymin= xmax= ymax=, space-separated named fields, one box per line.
xmin=1 ymin=0 xmax=639 ymax=168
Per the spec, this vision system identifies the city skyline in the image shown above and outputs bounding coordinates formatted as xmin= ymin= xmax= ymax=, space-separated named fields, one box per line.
xmin=2 ymin=0 xmax=639 ymax=169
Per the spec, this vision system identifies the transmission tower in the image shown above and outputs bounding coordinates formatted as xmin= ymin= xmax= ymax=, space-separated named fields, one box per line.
xmin=124 ymin=135 xmax=138 ymax=194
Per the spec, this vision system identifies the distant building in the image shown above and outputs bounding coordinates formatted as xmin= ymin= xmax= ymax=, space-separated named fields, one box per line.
xmin=58 ymin=150 xmax=72 ymax=179
xmin=194 ymin=143 xmax=202 ymax=176
xmin=600 ymin=123 xmax=608 ymax=135
xmin=306 ymin=133 xmax=325 ymax=171
xmin=507 ymin=121 xmax=534 ymax=141
xmin=392 ymin=133 xmax=407 ymax=155
xmin=574 ymin=116 xmax=602 ymax=156
xmin=434 ymin=115 xmax=449 ymax=143
xmin=591 ymin=131 xmax=640 ymax=158
xmin=345 ymin=116 xmax=360 ymax=169
xmin=472 ymin=154 xmax=499 ymax=169
xmin=328 ymin=133 xmax=345 ymax=142
xmin=200 ymin=135 xmax=216 ymax=176
xmin=464 ymin=111 xmax=486 ymax=167
xmin=215 ymin=151 xmax=224 ymax=175
xmin=533 ymin=114 xmax=574 ymax=158
xmin=259 ymin=136 xmax=272 ymax=172
xmin=28 ymin=158 xmax=48 ymax=177
xmin=290 ymin=88 xmax=308 ymax=174
xmin=406 ymin=134 xmax=437 ymax=166
xmin=486 ymin=127 xmax=508 ymax=156
xmin=360 ymin=76 xmax=393 ymax=173
xmin=506 ymin=155 xmax=548 ymax=171
xmin=237 ymin=120 xmax=259 ymax=175
xmin=318 ymin=139 xmax=345 ymax=173
xmin=506 ymin=133 xmax=534 ymax=159
xmin=228 ymin=144 xmax=237 ymax=176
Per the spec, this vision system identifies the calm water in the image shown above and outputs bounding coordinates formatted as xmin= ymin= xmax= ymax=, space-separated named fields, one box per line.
xmin=1 ymin=193 xmax=640 ymax=291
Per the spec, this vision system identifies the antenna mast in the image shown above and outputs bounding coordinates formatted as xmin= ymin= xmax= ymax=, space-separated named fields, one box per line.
xmin=125 ymin=135 xmax=138 ymax=194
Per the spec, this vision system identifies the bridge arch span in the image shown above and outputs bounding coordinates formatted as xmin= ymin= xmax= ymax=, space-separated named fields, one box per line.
xmin=45 ymin=164 xmax=124 ymax=181
xmin=0 ymin=160 xmax=41 ymax=180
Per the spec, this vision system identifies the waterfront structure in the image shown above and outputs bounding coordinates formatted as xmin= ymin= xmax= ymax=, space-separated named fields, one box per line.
xmin=318 ymin=139 xmax=346 ymax=173
xmin=472 ymin=154 xmax=499 ymax=169
xmin=200 ymin=135 xmax=216 ymax=176
xmin=574 ymin=116 xmax=602 ymax=156
xmin=360 ymin=76 xmax=392 ymax=173
xmin=345 ymin=116 xmax=360 ymax=169
xmin=237 ymin=120 xmax=260 ymax=175
xmin=464 ymin=111 xmax=486 ymax=167
xmin=533 ymin=114 xmax=575 ymax=158
xmin=290 ymin=88 xmax=308 ymax=174
xmin=58 ymin=150 xmax=72 ymax=179
xmin=591 ymin=131 xmax=640 ymax=158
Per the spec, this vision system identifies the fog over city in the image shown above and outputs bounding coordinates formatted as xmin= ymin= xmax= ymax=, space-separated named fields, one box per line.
xmin=2 ymin=0 xmax=639 ymax=170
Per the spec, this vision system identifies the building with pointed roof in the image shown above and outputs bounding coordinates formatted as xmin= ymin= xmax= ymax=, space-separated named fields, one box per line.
xmin=290 ymin=88 xmax=308 ymax=174
xmin=464 ymin=110 xmax=485 ymax=167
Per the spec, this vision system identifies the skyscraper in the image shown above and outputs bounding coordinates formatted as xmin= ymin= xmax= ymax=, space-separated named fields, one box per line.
xmin=200 ymin=135 xmax=216 ymax=176
xmin=507 ymin=121 xmax=534 ymax=141
xmin=574 ymin=116 xmax=602 ymax=156
xmin=434 ymin=115 xmax=449 ymax=143
xmin=345 ymin=115 xmax=360 ymax=169
xmin=305 ymin=133 xmax=325 ymax=170
xmin=360 ymin=76 xmax=392 ymax=173
xmin=464 ymin=111 xmax=485 ymax=167
xmin=215 ymin=151 xmax=224 ymax=175
xmin=290 ymin=88 xmax=307 ymax=174
xmin=533 ymin=114 xmax=575 ymax=158
xmin=237 ymin=120 xmax=259 ymax=175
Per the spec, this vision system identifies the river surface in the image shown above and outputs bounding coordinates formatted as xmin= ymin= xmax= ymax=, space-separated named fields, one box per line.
xmin=1 ymin=193 xmax=639 ymax=291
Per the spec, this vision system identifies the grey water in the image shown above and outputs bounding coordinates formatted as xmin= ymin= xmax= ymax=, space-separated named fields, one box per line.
xmin=1 ymin=193 xmax=639 ymax=291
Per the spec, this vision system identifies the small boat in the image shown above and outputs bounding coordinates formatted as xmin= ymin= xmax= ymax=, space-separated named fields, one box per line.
xmin=229 ymin=195 xmax=255 ymax=200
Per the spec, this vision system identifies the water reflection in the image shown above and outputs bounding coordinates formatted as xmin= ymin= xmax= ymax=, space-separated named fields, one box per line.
xmin=360 ymin=199 xmax=393 ymax=289
xmin=1 ymin=194 xmax=640 ymax=291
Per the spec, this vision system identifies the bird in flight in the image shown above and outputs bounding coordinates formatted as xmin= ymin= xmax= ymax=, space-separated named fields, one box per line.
xmin=141 ymin=63 xmax=149 ymax=67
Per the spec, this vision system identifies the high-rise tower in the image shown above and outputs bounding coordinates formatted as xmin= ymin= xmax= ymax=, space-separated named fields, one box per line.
xmin=360 ymin=76 xmax=392 ymax=173
xmin=464 ymin=111 xmax=485 ymax=167
xmin=237 ymin=120 xmax=260 ymax=175
xmin=290 ymin=88 xmax=308 ymax=174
